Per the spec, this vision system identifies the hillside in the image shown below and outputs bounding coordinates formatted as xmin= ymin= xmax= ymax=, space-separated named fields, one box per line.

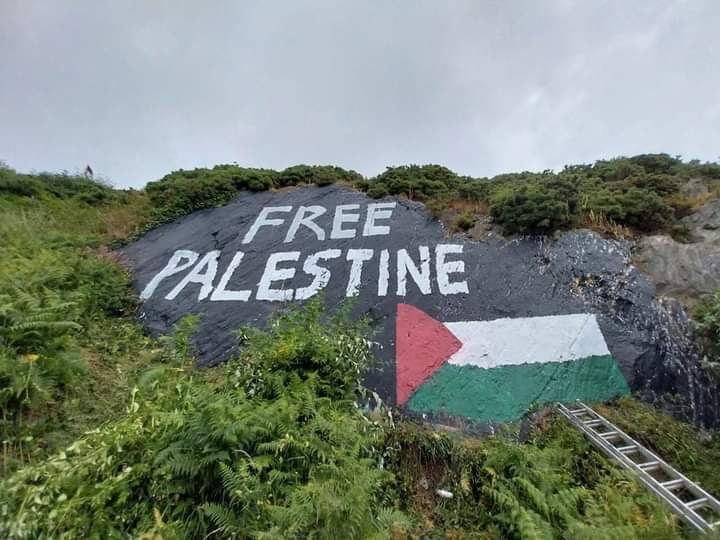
xmin=1 ymin=156 xmax=720 ymax=538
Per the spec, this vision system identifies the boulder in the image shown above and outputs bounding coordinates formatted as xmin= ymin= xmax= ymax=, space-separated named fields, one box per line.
xmin=635 ymin=199 xmax=720 ymax=302
xmin=634 ymin=236 xmax=720 ymax=298
xmin=122 ymin=186 xmax=720 ymax=427
xmin=681 ymin=198 xmax=720 ymax=243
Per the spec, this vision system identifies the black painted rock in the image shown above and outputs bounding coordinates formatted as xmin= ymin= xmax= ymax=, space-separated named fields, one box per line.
xmin=121 ymin=185 xmax=720 ymax=427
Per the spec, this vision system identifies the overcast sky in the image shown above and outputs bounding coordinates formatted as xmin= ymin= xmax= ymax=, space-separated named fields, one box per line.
xmin=1 ymin=1 xmax=719 ymax=188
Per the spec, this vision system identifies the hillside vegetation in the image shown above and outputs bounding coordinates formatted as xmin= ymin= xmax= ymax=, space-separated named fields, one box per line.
xmin=1 ymin=158 xmax=720 ymax=538
xmin=144 ymin=154 xmax=720 ymax=236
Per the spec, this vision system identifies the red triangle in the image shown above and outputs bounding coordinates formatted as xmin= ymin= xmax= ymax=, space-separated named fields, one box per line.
xmin=396 ymin=304 xmax=462 ymax=406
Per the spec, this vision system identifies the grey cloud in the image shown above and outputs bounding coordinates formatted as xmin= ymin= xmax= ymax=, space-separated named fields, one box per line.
xmin=1 ymin=0 xmax=718 ymax=188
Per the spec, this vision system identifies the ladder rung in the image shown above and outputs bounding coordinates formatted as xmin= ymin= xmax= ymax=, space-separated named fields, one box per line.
xmin=686 ymin=497 xmax=708 ymax=510
xmin=558 ymin=401 xmax=720 ymax=533
xmin=660 ymin=479 xmax=685 ymax=490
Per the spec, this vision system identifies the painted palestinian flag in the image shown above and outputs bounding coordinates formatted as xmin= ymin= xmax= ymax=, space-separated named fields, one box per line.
xmin=396 ymin=304 xmax=629 ymax=422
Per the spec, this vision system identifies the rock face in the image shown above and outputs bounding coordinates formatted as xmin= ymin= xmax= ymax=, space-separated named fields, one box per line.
xmin=682 ymin=198 xmax=720 ymax=243
xmin=121 ymin=186 xmax=720 ymax=427
xmin=634 ymin=199 xmax=720 ymax=302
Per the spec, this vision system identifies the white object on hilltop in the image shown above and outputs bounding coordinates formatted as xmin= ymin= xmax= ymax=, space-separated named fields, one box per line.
xmin=436 ymin=489 xmax=453 ymax=499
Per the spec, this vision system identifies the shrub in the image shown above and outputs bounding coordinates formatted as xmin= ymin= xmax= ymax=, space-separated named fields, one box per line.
xmin=457 ymin=179 xmax=489 ymax=203
xmin=695 ymin=290 xmax=720 ymax=365
xmin=371 ymin=165 xmax=460 ymax=200
xmin=0 ymin=166 xmax=114 ymax=203
xmin=581 ymin=187 xmax=626 ymax=223
xmin=277 ymin=165 xmax=362 ymax=188
xmin=453 ymin=212 xmax=475 ymax=231
xmin=366 ymin=182 xmax=390 ymax=199
xmin=127 ymin=153 xmax=720 ymax=237
xmin=628 ymin=173 xmax=680 ymax=196
xmin=628 ymin=153 xmax=682 ymax=175
xmin=666 ymin=194 xmax=696 ymax=220
xmin=0 ymin=167 xmax=42 ymax=197
xmin=544 ymin=176 xmax=580 ymax=213
xmin=616 ymin=187 xmax=674 ymax=231
xmin=145 ymin=165 xmax=279 ymax=220
xmin=490 ymin=183 xmax=573 ymax=234
xmin=145 ymin=164 xmax=364 ymax=222
xmin=580 ymin=185 xmax=675 ymax=232
xmin=590 ymin=159 xmax=644 ymax=182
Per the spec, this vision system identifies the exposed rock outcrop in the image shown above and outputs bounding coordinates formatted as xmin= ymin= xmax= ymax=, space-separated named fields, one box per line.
xmin=122 ymin=186 xmax=720 ymax=427
xmin=681 ymin=198 xmax=720 ymax=243
xmin=634 ymin=199 xmax=720 ymax=303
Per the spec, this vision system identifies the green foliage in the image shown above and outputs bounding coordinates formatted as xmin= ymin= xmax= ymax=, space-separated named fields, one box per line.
xmin=145 ymin=163 xmax=363 ymax=222
xmin=694 ymin=290 xmax=720 ymax=366
xmin=236 ymin=299 xmax=372 ymax=402
xmin=358 ymin=154 xmax=715 ymax=236
xmin=2 ymin=157 xmax=720 ymax=538
xmin=596 ymin=398 xmax=720 ymax=497
xmin=457 ymin=178 xmax=490 ymax=203
xmin=490 ymin=181 xmax=572 ymax=234
xmin=367 ymin=164 xmax=466 ymax=201
xmin=627 ymin=154 xmax=683 ymax=175
xmin=0 ymin=164 xmax=116 ymax=204
xmin=366 ymin=182 xmax=390 ymax=199
xmin=0 ymin=301 xmax=408 ymax=539
xmin=483 ymin=159 xmax=688 ymax=235
xmin=0 ymin=290 xmax=84 ymax=414
xmin=277 ymin=164 xmax=363 ymax=188
xmin=0 ymin=235 xmax=130 ymax=427
xmin=145 ymin=164 xmax=279 ymax=221
xmin=613 ymin=188 xmax=674 ymax=231
xmin=0 ymin=174 xmax=150 ymax=471
xmin=137 ymin=153 xmax=719 ymax=236
xmin=453 ymin=212 xmax=476 ymax=232
xmin=388 ymin=420 xmax=684 ymax=539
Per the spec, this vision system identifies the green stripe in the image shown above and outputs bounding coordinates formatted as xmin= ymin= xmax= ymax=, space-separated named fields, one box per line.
xmin=406 ymin=354 xmax=629 ymax=422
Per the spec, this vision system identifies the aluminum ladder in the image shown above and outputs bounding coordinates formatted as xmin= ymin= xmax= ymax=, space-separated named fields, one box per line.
xmin=557 ymin=400 xmax=720 ymax=534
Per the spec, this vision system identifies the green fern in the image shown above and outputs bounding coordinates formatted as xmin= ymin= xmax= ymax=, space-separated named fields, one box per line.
xmin=200 ymin=503 xmax=244 ymax=536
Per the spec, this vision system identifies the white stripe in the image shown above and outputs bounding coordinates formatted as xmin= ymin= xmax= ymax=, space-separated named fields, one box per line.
xmin=445 ymin=313 xmax=610 ymax=369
